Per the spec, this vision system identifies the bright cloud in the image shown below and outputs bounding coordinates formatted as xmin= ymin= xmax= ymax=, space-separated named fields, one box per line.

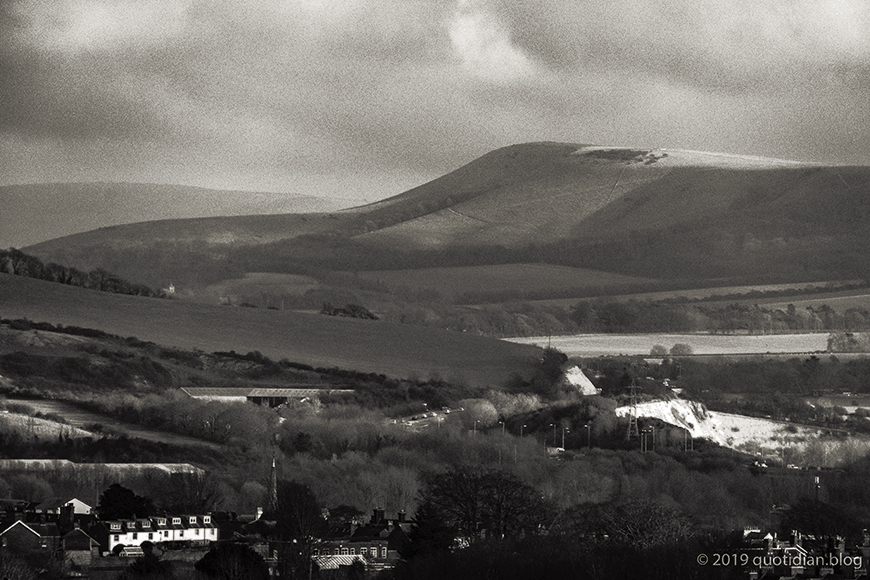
xmin=449 ymin=0 xmax=535 ymax=82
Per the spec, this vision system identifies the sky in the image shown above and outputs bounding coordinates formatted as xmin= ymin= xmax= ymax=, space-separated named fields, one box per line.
xmin=2 ymin=0 xmax=869 ymax=203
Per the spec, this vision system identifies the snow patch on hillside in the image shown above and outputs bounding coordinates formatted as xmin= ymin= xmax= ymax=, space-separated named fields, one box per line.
xmin=614 ymin=398 xmax=846 ymax=455
xmin=615 ymin=399 xmax=730 ymax=446
xmin=561 ymin=366 xmax=601 ymax=395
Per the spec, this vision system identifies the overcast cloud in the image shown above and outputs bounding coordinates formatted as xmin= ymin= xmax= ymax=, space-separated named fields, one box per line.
xmin=1 ymin=0 xmax=869 ymax=201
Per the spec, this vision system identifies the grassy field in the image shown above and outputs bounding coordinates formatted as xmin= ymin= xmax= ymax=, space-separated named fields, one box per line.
xmin=504 ymin=332 xmax=831 ymax=357
xmin=0 ymin=274 xmax=541 ymax=387
xmin=352 ymin=264 xmax=656 ymax=300
xmin=0 ymin=406 xmax=94 ymax=440
xmin=201 ymin=272 xmax=321 ymax=303
xmin=18 ymin=399 xmax=225 ymax=451
xmin=750 ymin=290 xmax=870 ymax=312
xmin=522 ymin=280 xmax=865 ymax=308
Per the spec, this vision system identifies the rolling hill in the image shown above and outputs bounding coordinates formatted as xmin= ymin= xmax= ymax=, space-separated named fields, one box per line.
xmin=0 ymin=182 xmax=353 ymax=250
xmin=21 ymin=142 xmax=870 ymax=296
xmin=0 ymin=274 xmax=541 ymax=387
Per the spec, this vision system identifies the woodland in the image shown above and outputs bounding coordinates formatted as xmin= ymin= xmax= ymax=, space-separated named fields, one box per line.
xmin=4 ymin=317 xmax=870 ymax=580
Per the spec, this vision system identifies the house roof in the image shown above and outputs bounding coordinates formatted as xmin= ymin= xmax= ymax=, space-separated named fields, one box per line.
xmin=35 ymin=497 xmax=91 ymax=511
xmin=0 ymin=519 xmax=61 ymax=538
xmin=180 ymin=387 xmax=252 ymax=398
xmin=248 ymin=387 xmax=352 ymax=397
xmin=63 ymin=528 xmax=99 ymax=550
xmin=180 ymin=386 xmax=353 ymax=399
xmin=314 ymin=554 xmax=366 ymax=570
xmin=0 ymin=499 xmax=29 ymax=509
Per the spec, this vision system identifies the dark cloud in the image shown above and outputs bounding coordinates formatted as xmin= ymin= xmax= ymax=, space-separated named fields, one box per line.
xmin=1 ymin=0 xmax=868 ymax=199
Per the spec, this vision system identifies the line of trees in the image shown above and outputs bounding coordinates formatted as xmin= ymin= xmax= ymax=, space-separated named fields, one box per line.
xmin=0 ymin=249 xmax=160 ymax=297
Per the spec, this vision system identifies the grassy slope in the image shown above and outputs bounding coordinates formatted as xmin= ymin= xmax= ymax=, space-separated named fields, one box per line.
xmin=21 ymin=143 xmax=870 ymax=297
xmin=351 ymin=264 xmax=655 ymax=299
xmin=0 ymin=274 xmax=541 ymax=387
xmin=0 ymin=182 xmax=353 ymax=250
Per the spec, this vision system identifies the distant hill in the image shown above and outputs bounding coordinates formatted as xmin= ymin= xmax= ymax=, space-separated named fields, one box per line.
xmin=0 ymin=274 xmax=541 ymax=387
xmin=23 ymin=143 xmax=870 ymax=293
xmin=0 ymin=182 xmax=354 ymax=249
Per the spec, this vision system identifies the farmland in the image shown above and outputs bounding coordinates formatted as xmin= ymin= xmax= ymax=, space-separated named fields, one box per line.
xmin=525 ymin=280 xmax=865 ymax=308
xmin=201 ymin=272 xmax=321 ymax=304
xmin=0 ymin=273 xmax=541 ymax=387
xmin=351 ymin=263 xmax=656 ymax=301
xmin=504 ymin=332 xmax=832 ymax=357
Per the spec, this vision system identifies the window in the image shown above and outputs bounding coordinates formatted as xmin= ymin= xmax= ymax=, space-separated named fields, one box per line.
xmin=114 ymin=535 xmax=119 ymax=541
xmin=341 ymin=548 xmax=348 ymax=555
xmin=110 ymin=523 xmax=121 ymax=531
xmin=203 ymin=516 xmax=211 ymax=524
xmin=350 ymin=548 xmax=356 ymax=555
xmin=333 ymin=548 xmax=340 ymax=555
xmin=148 ymin=533 xmax=153 ymax=540
xmin=380 ymin=547 xmax=387 ymax=558
xmin=172 ymin=518 xmax=181 ymax=525
xmin=360 ymin=547 xmax=367 ymax=555
xmin=132 ymin=533 xmax=137 ymax=540
xmin=178 ymin=531 xmax=184 ymax=538
xmin=189 ymin=516 xmax=197 ymax=524
xmin=196 ymin=529 xmax=200 ymax=535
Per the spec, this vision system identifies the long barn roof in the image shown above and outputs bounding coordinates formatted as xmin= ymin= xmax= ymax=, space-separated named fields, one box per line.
xmin=181 ymin=386 xmax=353 ymax=398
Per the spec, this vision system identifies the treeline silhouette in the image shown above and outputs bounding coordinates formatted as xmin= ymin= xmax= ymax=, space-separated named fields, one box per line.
xmin=0 ymin=248 xmax=160 ymax=297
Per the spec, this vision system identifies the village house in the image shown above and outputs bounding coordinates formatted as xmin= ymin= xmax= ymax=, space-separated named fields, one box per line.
xmin=90 ymin=514 xmax=217 ymax=554
xmin=316 ymin=508 xmax=411 ymax=571
xmin=34 ymin=497 xmax=93 ymax=517
xmin=62 ymin=527 xmax=100 ymax=575
xmin=0 ymin=519 xmax=62 ymax=554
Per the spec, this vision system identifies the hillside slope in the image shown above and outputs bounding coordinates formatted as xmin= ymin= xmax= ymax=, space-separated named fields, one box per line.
xmin=23 ymin=143 xmax=870 ymax=290
xmin=0 ymin=274 xmax=541 ymax=387
xmin=0 ymin=182 xmax=351 ymax=249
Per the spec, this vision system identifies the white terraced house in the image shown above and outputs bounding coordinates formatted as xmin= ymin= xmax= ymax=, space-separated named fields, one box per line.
xmin=96 ymin=514 xmax=216 ymax=553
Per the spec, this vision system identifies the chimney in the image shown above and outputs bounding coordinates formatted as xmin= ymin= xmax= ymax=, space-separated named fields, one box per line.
xmin=397 ymin=511 xmax=406 ymax=523
xmin=372 ymin=508 xmax=385 ymax=524
xmin=255 ymin=507 xmax=263 ymax=521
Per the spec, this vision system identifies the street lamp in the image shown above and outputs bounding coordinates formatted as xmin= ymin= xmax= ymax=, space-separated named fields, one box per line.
xmin=550 ymin=423 xmax=556 ymax=447
xmin=562 ymin=427 xmax=569 ymax=449
xmin=473 ymin=420 xmax=480 ymax=436
xmin=584 ymin=424 xmax=590 ymax=450
xmin=499 ymin=420 xmax=505 ymax=435
xmin=520 ymin=424 xmax=526 ymax=437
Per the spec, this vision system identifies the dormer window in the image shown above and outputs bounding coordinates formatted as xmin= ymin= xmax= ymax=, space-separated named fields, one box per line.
xmin=110 ymin=523 xmax=121 ymax=531
xmin=203 ymin=516 xmax=211 ymax=524
xmin=172 ymin=518 xmax=181 ymax=525
xmin=157 ymin=518 xmax=167 ymax=526
xmin=140 ymin=520 xmax=151 ymax=529
xmin=189 ymin=516 xmax=197 ymax=524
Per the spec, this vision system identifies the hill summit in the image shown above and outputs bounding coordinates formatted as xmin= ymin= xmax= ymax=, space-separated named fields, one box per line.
xmin=24 ymin=142 xmax=870 ymax=291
